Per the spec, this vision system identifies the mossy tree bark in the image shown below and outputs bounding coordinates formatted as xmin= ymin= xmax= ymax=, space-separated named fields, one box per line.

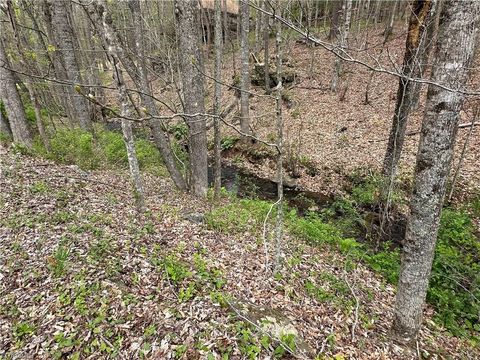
xmin=391 ymin=0 xmax=480 ymax=344
xmin=175 ymin=0 xmax=208 ymax=197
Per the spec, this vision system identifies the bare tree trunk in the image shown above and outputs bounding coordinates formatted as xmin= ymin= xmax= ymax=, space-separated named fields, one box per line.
xmin=410 ymin=0 xmax=441 ymax=110
xmin=328 ymin=0 xmax=342 ymax=40
xmin=255 ymin=0 xmax=263 ymax=54
xmin=373 ymin=0 xmax=381 ymax=29
xmin=128 ymin=0 xmax=188 ymax=191
xmin=95 ymin=0 xmax=145 ymax=211
xmin=331 ymin=0 xmax=352 ymax=93
xmin=28 ymin=85 xmax=50 ymax=151
xmin=274 ymin=1 xmax=284 ymax=273
xmin=263 ymin=0 xmax=271 ymax=94
xmin=391 ymin=0 xmax=479 ymax=344
xmin=0 ymin=39 xmax=33 ymax=147
xmin=240 ymin=0 xmax=251 ymax=139
xmin=382 ymin=1 xmax=437 ymax=178
xmin=175 ymin=0 xmax=208 ymax=197
xmin=383 ymin=0 xmax=398 ymax=42
xmin=51 ymin=0 xmax=92 ymax=131
xmin=40 ymin=0 xmax=76 ymax=126
xmin=213 ymin=0 xmax=223 ymax=199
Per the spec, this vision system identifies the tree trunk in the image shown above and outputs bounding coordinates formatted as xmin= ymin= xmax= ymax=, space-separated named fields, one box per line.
xmin=213 ymin=0 xmax=223 ymax=199
xmin=128 ymin=0 xmax=188 ymax=191
xmin=255 ymin=0 xmax=263 ymax=54
xmin=28 ymin=85 xmax=50 ymax=151
xmin=274 ymin=3 xmax=284 ymax=273
xmin=51 ymin=0 xmax=92 ymax=131
xmin=175 ymin=0 xmax=208 ymax=197
xmin=410 ymin=0 xmax=441 ymax=110
xmin=391 ymin=0 xmax=479 ymax=344
xmin=331 ymin=0 xmax=352 ymax=92
xmin=95 ymin=0 xmax=145 ymax=211
xmin=328 ymin=0 xmax=342 ymax=40
xmin=383 ymin=0 xmax=398 ymax=42
xmin=0 ymin=103 xmax=12 ymax=138
xmin=382 ymin=1 xmax=437 ymax=179
xmin=40 ymin=0 xmax=76 ymax=125
xmin=263 ymin=0 xmax=271 ymax=94
xmin=240 ymin=0 xmax=251 ymax=139
xmin=0 ymin=39 xmax=33 ymax=147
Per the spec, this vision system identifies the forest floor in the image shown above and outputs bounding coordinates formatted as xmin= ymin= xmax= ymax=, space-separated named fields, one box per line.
xmin=199 ymin=25 xmax=480 ymax=201
xmin=1 ymin=146 xmax=479 ymax=359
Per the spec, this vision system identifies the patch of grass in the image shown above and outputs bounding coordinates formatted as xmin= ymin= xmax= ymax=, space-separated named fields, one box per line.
xmin=221 ymin=135 xmax=240 ymax=150
xmin=38 ymin=127 xmax=166 ymax=174
xmin=428 ymin=209 xmax=480 ymax=337
xmin=47 ymin=243 xmax=71 ymax=277
xmin=287 ymin=212 xmax=344 ymax=246
xmin=205 ymin=199 xmax=274 ymax=235
xmin=12 ymin=321 xmax=36 ymax=340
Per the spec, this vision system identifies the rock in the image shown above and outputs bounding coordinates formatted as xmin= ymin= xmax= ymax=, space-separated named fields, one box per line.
xmin=229 ymin=298 xmax=316 ymax=358
xmin=182 ymin=212 xmax=205 ymax=224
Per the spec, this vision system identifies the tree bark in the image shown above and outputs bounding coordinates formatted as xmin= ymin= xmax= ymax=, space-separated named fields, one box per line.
xmin=0 ymin=105 xmax=12 ymax=138
xmin=410 ymin=0 xmax=441 ymax=110
xmin=175 ymin=0 xmax=208 ymax=197
xmin=51 ymin=0 xmax=92 ymax=131
xmin=263 ymin=0 xmax=271 ymax=94
xmin=274 ymin=2 xmax=284 ymax=273
xmin=95 ymin=0 xmax=145 ymax=211
xmin=382 ymin=0 xmax=437 ymax=179
xmin=391 ymin=0 xmax=479 ymax=344
xmin=128 ymin=0 xmax=188 ymax=191
xmin=383 ymin=0 xmax=398 ymax=42
xmin=213 ymin=0 xmax=223 ymax=199
xmin=331 ymin=0 xmax=352 ymax=92
xmin=328 ymin=0 xmax=342 ymax=40
xmin=0 ymin=39 xmax=33 ymax=147
xmin=239 ymin=0 xmax=251 ymax=139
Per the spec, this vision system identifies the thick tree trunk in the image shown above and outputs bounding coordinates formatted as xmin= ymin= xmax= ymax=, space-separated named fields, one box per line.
xmin=0 ymin=39 xmax=33 ymax=147
xmin=382 ymin=0 xmax=437 ymax=179
xmin=391 ymin=0 xmax=479 ymax=344
xmin=213 ymin=0 xmax=223 ymax=199
xmin=51 ymin=0 xmax=92 ymax=131
xmin=239 ymin=0 xmax=251 ymax=139
xmin=95 ymin=0 xmax=145 ymax=211
xmin=40 ymin=0 xmax=76 ymax=125
xmin=175 ymin=0 xmax=208 ymax=197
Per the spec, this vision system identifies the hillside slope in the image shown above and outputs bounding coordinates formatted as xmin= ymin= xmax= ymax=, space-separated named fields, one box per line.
xmin=1 ymin=146 xmax=477 ymax=359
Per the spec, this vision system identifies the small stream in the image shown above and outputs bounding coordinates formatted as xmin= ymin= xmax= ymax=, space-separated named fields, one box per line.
xmin=209 ymin=164 xmax=407 ymax=245
xmin=209 ymin=164 xmax=332 ymax=215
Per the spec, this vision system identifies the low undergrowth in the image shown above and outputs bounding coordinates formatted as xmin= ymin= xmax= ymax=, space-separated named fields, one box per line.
xmin=206 ymin=182 xmax=480 ymax=342
xmin=12 ymin=126 xmax=167 ymax=176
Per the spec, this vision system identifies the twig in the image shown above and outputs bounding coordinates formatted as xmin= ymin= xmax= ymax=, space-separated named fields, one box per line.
xmin=343 ymin=271 xmax=360 ymax=342
xmin=262 ymin=198 xmax=281 ymax=274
